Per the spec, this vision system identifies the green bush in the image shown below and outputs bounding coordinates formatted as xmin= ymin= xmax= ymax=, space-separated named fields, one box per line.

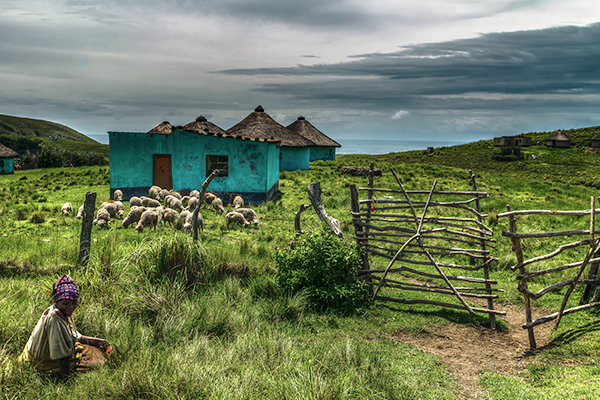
xmin=275 ymin=226 xmax=369 ymax=313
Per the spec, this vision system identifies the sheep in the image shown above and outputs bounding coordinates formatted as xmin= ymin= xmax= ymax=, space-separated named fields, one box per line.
xmin=76 ymin=205 xmax=84 ymax=219
xmin=130 ymin=196 xmax=143 ymax=207
xmin=135 ymin=208 xmax=159 ymax=233
xmin=161 ymin=208 xmax=179 ymax=225
xmin=178 ymin=209 xmax=191 ymax=223
xmin=187 ymin=196 xmax=199 ymax=212
xmin=114 ymin=201 xmax=125 ymax=218
xmin=149 ymin=185 xmax=162 ymax=200
xmin=205 ymin=192 xmax=217 ymax=205
xmin=159 ymin=189 xmax=169 ymax=200
xmin=225 ymin=211 xmax=250 ymax=229
xmin=61 ymin=203 xmax=72 ymax=216
xmin=113 ymin=189 xmax=123 ymax=201
xmin=181 ymin=196 xmax=190 ymax=207
xmin=190 ymin=190 xmax=200 ymax=199
xmin=230 ymin=193 xmax=245 ymax=209
xmin=168 ymin=190 xmax=182 ymax=201
xmin=170 ymin=198 xmax=184 ymax=212
xmin=99 ymin=201 xmax=119 ymax=219
xmin=94 ymin=208 xmax=110 ymax=229
xmin=141 ymin=196 xmax=161 ymax=208
xmin=122 ymin=206 xmax=146 ymax=228
xmin=183 ymin=212 xmax=203 ymax=232
xmin=211 ymin=197 xmax=224 ymax=214
xmin=235 ymin=208 xmax=264 ymax=227
xmin=164 ymin=195 xmax=176 ymax=207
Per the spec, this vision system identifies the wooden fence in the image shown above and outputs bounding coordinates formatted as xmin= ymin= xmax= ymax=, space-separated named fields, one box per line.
xmin=350 ymin=165 xmax=504 ymax=328
xmin=498 ymin=198 xmax=600 ymax=348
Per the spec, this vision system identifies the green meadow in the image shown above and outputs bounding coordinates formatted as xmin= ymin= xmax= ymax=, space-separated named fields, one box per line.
xmin=2 ymin=141 xmax=600 ymax=399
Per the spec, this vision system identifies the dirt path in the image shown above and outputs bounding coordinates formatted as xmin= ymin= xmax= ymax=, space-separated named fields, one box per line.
xmin=388 ymin=303 xmax=554 ymax=399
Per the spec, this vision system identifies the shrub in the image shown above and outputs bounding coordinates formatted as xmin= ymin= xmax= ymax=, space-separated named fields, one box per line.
xmin=275 ymin=225 xmax=369 ymax=313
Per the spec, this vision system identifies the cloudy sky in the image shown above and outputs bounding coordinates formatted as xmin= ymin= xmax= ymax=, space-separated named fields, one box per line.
xmin=2 ymin=0 xmax=600 ymax=143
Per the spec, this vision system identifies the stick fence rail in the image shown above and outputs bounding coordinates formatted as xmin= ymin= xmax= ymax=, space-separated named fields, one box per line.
xmin=350 ymin=165 xmax=504 ymax=328
xmin=498 ymin=198 xmax=600 ymax=348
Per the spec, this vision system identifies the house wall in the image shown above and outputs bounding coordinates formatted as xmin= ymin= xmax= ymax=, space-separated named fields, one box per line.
xmin=109 ymin=131 xmax=280 ymax=202
xmin=0 ymin=157 xmax=15 ymax=174
xmin=592 ymin=140 xmax=600 ymax=149
xmin=546 ymin=140 xmax=570 ymax=148
xmin=310 ymin=146 xmax=336 ymax=161
xmin=280 ymin=147 xmax=310 ymax=171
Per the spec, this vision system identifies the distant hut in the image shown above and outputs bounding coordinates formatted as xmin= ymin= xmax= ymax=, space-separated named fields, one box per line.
xmin=0 ymin=142 xmax=19 ymax=175
xmin=226 ymin=105 xmax=315 ymax=171
xmin=286 ymin=116 xmax=341 ymax=161
xmin=182 ymin=116 xmax=226 ymax=133
xmin=546 ymin=130 xmax=571 ymax=148
xmin=493 ymin=135 xmax=531 ymax=147
xmin=591 ymin=133 xmax=600 ymax=148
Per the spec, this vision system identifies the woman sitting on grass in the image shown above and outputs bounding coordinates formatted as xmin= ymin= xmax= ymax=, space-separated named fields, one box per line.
xmin=18 ymin=274 xmax=110 ymax=378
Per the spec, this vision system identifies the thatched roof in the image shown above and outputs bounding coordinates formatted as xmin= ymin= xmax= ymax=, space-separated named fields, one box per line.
xmin=546 ymin=130 xmax=571 ymax=141
xmin=226 ymin=105 xmax=314 ymax=148
xmin=148 ymin=121 xmax=173 ymax=134
xmin=0 ymin=142 xmax=18 ymax=158
xmin=182 ymin=116 xmax=225 ymax=133
xmin=591 ymin=132 xmax=600 ymax=141
xmin=286 ymin=116 xmax=341 ymax=148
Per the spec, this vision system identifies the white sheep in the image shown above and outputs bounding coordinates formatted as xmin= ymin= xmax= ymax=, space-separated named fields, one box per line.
xmin=168 ymin=190 xmax=182 ymax=201
xmin=187 ymin=196 xmax=199 ymax=212
xmin=114 ymin=201 xmax=124 ymax=218
xmin=76 ymin=205 xmax=84 ymax=219
xmin=235 ymin=208 xmax=264 ymax=227
xmin=190 ymin=190 xmax=200 ymax=199
xmin=225 ymin=211 xmax=250 ymax=229
xmin=130 ymin=196 xmax=143 ymax=207
xmin=94 ymin=208 xmax=111 ymax=229
xmin=181 ymin=196 xmax=190 ymax=207
xmin=161 ymin=208 xmax=179 ymax=225
xmin=99 ymin=201 xmax=119 ymax=219
xmin=159 ymin=189 xmax=169 ymax=200
xmin=211 ymin=197 xmax=224 ymax=214
xmin=61 ymin=203 xmax=72 ymax=216
xmin=183 ymin=212 xmax=203 ymax=232
xmin=169 ymin=197 xmax=183 ymax=212
xmin=141 ymin=196 xmax=161 ymax=208
xmin=113 ymin=189 xmax=123 ymax=201
xmin=122 ymin=206 xmax=146 ymax=228
xmin=149 ymin=185 xmax=162 ymax=200
xmin=230 ymin=193 xmax=245 ymax=209
xmin=135 ymin=208 xmax=159 ymax=233
xmin=205 ymin=192 xmax=217 ymax=205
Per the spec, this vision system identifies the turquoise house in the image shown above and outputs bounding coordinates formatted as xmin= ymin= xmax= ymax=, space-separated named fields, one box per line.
xmin=286 ymin=116 xmax=341 ymax=162
xmin=0 ymin=143 xmax=18 ymax=175
xmin=226 ymin=106 xmax=315 ymax=171
xmin=109 ymin=118 xmax=281 ymax=202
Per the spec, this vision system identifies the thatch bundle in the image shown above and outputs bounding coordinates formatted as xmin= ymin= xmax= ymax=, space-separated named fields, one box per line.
xmin=286 ymin=116 xmax=341 ymax=148
xmin=0 ymin=142 xmax=18 ymax=158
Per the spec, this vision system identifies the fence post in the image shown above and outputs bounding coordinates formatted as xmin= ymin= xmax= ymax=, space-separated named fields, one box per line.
xmin=350 ymin=184 xmax=370 ymax=272
xmin=470 ymin=170 xmax=496 ymax=329
xmin=77 ymin=191 xmax=96 ymax=267
xmin=507 ymin=204 xmax=536 ymax=348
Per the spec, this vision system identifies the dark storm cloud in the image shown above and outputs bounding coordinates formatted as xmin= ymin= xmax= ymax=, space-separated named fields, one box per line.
xmin=219 ymin=23 xmax=600 ymax=107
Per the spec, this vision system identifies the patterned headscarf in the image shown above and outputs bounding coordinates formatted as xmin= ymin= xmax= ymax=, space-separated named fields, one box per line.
xmin=52 ymin=274 xmax=79 ymax=302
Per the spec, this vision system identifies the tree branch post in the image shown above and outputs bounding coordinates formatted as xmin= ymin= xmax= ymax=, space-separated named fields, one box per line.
xmin=192 ymin=169 xmax=220 ymax=241
xmin=77 ymin=192 xmax=96 ymax=267
xmin=307 ymin=182 xmax=344 ymax=239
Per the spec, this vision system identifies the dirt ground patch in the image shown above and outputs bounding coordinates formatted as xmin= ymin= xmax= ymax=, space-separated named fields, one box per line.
xmin=388 ymin=303 xmax=554 ymax=399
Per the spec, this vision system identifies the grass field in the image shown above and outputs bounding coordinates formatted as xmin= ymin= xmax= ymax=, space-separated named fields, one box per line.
xmin=2 ymin=142 xmax=600 ymax=399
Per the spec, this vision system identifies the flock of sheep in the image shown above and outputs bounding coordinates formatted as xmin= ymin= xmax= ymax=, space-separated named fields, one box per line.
xmin=60 ymin=186 xmax=263 ymax=233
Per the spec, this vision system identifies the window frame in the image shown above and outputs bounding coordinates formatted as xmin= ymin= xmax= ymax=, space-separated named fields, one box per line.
xmin=206 ymin=154 xmax=229 ymax=177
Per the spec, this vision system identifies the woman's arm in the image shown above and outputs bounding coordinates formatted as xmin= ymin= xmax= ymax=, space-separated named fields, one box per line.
xmin=79 ymin=335 xmax=108 ymax=348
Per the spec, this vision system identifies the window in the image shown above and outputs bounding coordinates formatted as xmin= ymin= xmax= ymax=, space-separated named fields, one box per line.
xmin=206 ymin=155 xmax=228 ymax=177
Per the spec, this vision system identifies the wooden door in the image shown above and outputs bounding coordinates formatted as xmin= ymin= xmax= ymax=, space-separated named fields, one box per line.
xmin=153 ymin=155 xmax=172 ymax=189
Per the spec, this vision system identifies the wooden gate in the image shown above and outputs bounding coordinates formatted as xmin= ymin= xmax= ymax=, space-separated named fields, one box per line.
xmin=350 ymin=165 xmax=504 ymax=327
xmin=153 ymin=155 xmax=172 ymax=190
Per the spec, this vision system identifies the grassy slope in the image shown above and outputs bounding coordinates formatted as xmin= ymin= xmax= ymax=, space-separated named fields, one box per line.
xmin=1 ymin=138 xmax=600 ymax=397
xmin=0 ymin=114 xmax=108 ymax=156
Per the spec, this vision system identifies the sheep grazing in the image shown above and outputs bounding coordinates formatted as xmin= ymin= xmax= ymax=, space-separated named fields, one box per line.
xmin=114 ymin=201 xmax=125 ymax=218
xmin=130 ymin=196 xmax=143 ymax=207
xmin=183 ymin=212 xmax=203 ymax=232
xmin=205 ymin=192 xmax=217 ymax=205
xmin=181 ymin=196 xmax=190 ymax=207
xmin=141 ymin=196 xmax=161 ymax=208
xmin=94 ymin=208 xmax=110 ymax=229
xmin=225 ymin=211 xmax=250 ymax=229
xmin=168 ymin=190 xmax=182 ymax=201
xmin=135 ymin=209 xmax=159 ymax=233
xmin=211 ymin=197 xmax=224 ymax=214
xmin=113 ymin=189 xmax=123 ymax=201
xmin=159 ymin=189 xmax=169 ymax=200
xmin=230 ymin=193 xmax=245 ymax=209
xmin=76 ymin=205 xmax=84 ymax=219
xmin=100 ymin=201 xmax=119 ymax=219
xmin=122 ymin=206 xmax=146 ymax=228
xmin=161 ymin=208 xmax=179 ymax=225
xmin=149 ymin=185 xmax=162 ymax=200
xmin=190 ymin=190 xmax=200 ymax=199
xmin=187 ymin=196 xmax=199 ymax=212
xmin=61 ymin=203 xmax=72 ymax=216
xmin=235 ymin=208 xmax=264 ymax=227
xmin=178 ymin=209 xmax=191 ymax=223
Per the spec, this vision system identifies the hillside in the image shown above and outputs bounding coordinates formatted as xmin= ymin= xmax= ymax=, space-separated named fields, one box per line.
xmin=0 ymin=114 xmax=107 ymax=157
